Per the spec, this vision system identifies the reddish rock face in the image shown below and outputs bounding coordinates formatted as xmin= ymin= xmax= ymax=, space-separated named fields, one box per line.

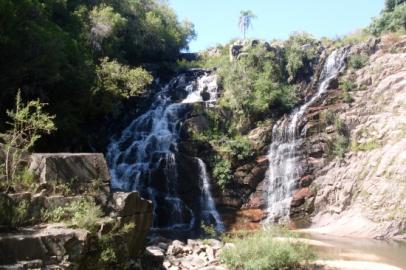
xmin=221 ymin=209 xmax=267 ymax=232
xmin=291 ymin=187 xmax=312 ymax=207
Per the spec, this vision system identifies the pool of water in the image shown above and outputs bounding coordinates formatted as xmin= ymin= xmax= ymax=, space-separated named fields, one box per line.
xmin=307 ymin=233 xmax=406 ymax=269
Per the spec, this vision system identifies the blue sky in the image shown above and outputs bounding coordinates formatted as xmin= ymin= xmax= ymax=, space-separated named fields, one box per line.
xmin=169 ymin=0 xmax=384 ymax=52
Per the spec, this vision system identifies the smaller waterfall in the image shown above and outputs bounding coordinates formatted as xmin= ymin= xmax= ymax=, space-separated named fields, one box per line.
xmin=266 ymin=48 xmax=348 ymax=223
xmin=197 ymin=158 xmax=225 ymax=232
xmin=182 ymin=72 xmax=219 ymax=105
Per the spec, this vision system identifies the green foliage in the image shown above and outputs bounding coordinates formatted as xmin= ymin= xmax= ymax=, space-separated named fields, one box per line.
xmin=1 ymin=91 xmax=55 ymax=186
xmin=93 ymin=58 xmax=153 ymax=113
xmin=11 ymin=200 xmax=30 ymax=227
xmin=332 ymin=135 xmax=350 ymax=158
xmin=96 ymin=221 xmax=136 ymax=268
xmin=222 ymin=136 xmax=253 ymax=161
xmin=220 ymin=228 xmax=316 ymax=270
xmin=0 ymin=0 xmax=195 ymax=151
xmin=100 ymin=247 xmax=117 ymax=264
xmin=348 ymin=54 xmax=369 ymax=69
xmin=285 ymin=32 xmax=319 ymax=82
xmin=340 ymin=90 xmax=354 ymax=103
xmin=211 ymin=156 xmax=232 ymax=191
xmin=201 ymin=222 xmax=218 ymax=238
xmin=339 ymin=80 xmax=356 ymax=92
xmin=42 ymin=198 xmax=103 ymax=231
xmin=351 ymin=139 xmax=381 ymax=152
xmin=369 ymin=3 xmax=406 ymax=36
xmin=219 ymin=47 xmax=298 ymax=128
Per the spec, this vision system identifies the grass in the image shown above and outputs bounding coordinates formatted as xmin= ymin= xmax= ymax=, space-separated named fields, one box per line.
xmin=351 ymin=139 xmax=381 ymax=152
xmin=42 ymin=198 xmax=103 ymax=231
xmin=220 ymin=228 xmax=316 ymax=270
xmin=348 ymin=54 xmax=369 ymax=70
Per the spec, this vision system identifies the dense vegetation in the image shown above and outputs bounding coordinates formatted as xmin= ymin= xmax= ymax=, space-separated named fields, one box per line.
xmin=186 ymin=32 xmax=322 ymax=190
xmin=0 ymin=0 xmax=195 ymax=150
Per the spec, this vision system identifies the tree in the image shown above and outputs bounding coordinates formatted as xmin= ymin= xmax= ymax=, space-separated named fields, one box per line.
xmin=385 ymin=0 xmax=406 ymax=11
xmin=239 ymin=10 xmax=256 ymax=40
xmin=1 ymin=91 xmax=56 ymax=186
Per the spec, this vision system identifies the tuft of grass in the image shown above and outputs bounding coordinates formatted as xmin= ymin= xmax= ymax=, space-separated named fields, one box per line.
xmin=351 ymin=139 xmax=381 ymax=152
xmin=220 ymin=228 xmax=316 ymax=270
xmin=348 ymin=54 xmax=369 ymax=70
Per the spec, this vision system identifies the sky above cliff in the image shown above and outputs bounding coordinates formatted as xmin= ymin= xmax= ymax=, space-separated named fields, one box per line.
xmin=170 ymin=0 xmax=385 ymax=52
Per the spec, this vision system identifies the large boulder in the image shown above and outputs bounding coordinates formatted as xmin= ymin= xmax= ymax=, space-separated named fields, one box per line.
xmin=29 ymin=153 xmax=110 ymax=185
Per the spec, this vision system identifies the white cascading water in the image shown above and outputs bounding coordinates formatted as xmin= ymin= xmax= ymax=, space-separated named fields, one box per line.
xmin=107 ymin=70 xmax=222 ymax=231
xmin=265 ymin=48 xmax=348 ymax=223
xmin=196 ymin=158 xmax=225 ymax=232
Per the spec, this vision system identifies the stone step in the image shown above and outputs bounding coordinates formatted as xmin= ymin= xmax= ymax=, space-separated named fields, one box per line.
xmin=0 ymin=225 xmax=89 ymax=267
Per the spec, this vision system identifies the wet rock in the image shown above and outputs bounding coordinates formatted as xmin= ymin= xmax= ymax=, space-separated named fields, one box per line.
xmin=111 ymin=191 xmax=152 ymax=217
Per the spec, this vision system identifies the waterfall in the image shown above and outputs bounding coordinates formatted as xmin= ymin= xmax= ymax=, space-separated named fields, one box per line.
xmin=197 ymin=158 xmax=225 ymax=232
xmin=107 ymin=70 xmax=222 ymax=232
xmin=265 ymin=48 xmax=348 ymax=223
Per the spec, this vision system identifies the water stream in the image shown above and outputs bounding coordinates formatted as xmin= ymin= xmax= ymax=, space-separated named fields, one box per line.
xmin=265 ymin=48 xmax=348 ymax=222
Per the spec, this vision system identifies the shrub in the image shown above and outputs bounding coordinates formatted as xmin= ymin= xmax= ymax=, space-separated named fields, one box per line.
xmin=340 ymin=90 xmax=354 ymax=103
xmin=348 ymin=54 xmax=369 ymax=69
xmin=332 ymin=135 xmax=350 ymax=158
xmin=42 ymin=198 xmax=103 ymax=231
xmin=285 ymin=32 xmax=319 ymax=82
xmin=369 ymin=3 xmax=406 ymax=36
xmin=220 ymin=228 xmax=316 ymax=270
xmin=211 ymin=156 xmax=232 ymax=191
xmin=0 ymin=91 xmax=56 ymax=187
xmin=339 ymin=80 xmax=356 ymax=91
xmin=221 ymin=136 xmax=253 ymax=161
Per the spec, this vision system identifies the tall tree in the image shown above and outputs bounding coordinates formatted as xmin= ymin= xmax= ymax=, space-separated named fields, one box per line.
xmin=239 ymin=10 xmax=256 ymax=40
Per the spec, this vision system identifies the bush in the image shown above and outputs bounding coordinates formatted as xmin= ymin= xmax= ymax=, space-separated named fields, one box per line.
xmin=369 ymin=3 xmax=406 ymax=36
xmin=348 ymin=54 xmax=369 ymax=69
xmin=0 ymin=91 xmax=56 ymax=188
xmin=221 ymin=136 xmax=253 ymax=161
xmin=285 ymin=32 xmax=319 ymax=82
xmin=339 ymin=80 xmax=356 ymax=92
xmin=211 ymin=156 xmax=232 ymax=191
xmin=220 ymin=228 xmax=316 ymax=270
xmin=42 ymin=198 xmax=103 ymax=231
xmin=332 ymin=135 xmax=350 ymax=158
xmin=93 ymin=58 xmax=153 ymax=113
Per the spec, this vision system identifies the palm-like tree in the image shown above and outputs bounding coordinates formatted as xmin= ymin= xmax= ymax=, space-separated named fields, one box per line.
xmin=239 ymin=10 xmax=256 ymax=40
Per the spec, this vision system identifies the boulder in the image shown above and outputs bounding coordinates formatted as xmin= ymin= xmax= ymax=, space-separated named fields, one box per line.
xmin=248 ymin=125 xmax=274 ymax=153
xmin=111 ymin=192 xmax=152 ymax=217
xmin=29 ymin=153 xmax=110 ymax=187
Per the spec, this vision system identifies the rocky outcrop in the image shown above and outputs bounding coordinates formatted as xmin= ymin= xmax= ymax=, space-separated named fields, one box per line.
xmin=1 ymin=153 xmax=154 ymax=269
xmin=294 ymin=36 xmax=406 ymax=239
xmin=146 ymin=238 xmax=227 ymax=270
xmin=0 ymin=224 xmax=89 ymax=268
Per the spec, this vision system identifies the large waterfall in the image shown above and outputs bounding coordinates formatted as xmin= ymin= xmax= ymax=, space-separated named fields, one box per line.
xmin=107 ymin=70 xmax=222 ymax=232
xmin=266 ymin=48 xmax=348 ymax=223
